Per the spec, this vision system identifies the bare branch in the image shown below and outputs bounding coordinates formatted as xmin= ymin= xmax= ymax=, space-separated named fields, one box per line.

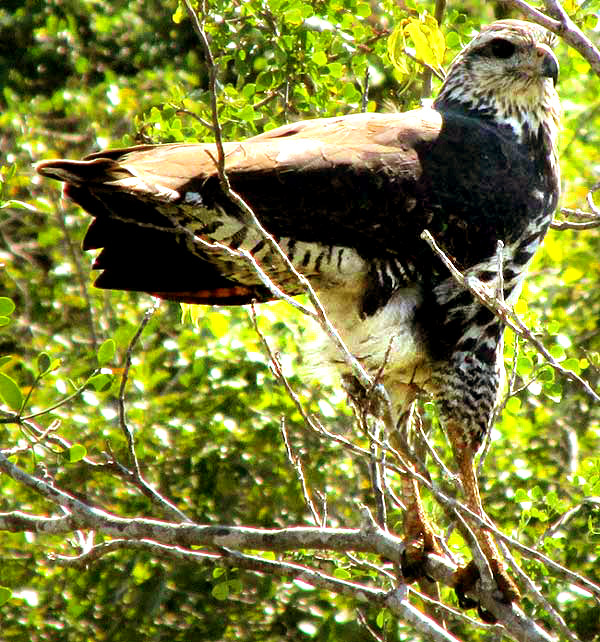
xmin=181 ymin=0 xmax=394 ymax=423
xmin=114 ymin=300 xmax=190 ymax=523
xmin=503 ymin=545 xmax=583 ymax=642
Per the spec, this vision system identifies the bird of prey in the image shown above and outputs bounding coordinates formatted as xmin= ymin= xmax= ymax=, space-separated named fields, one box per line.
xmin=37 ymin=19 xmax=561 ymax=612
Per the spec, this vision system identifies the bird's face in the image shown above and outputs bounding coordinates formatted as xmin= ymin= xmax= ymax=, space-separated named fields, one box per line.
xmin=436 ymin=20 xmax=561 ymax=143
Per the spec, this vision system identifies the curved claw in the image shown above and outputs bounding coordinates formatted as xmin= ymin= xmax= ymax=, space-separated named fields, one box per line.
xmin=453 ymin=559 xmax=520 ymax=621
xmin=401 ymin=537 xmax=433 ymax=583
xmin=454 ymin=560 xmax=480 ymax=609
xmin=477 ymin=604 xmax=498 ymax=624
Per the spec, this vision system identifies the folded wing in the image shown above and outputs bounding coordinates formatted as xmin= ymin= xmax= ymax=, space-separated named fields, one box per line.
xmin=36 ymin=110 xmax=440 ymax=304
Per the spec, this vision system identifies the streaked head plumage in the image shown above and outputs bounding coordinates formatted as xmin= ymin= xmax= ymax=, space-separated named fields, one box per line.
xmin=435 ymin=20 xmax=561 ymax=144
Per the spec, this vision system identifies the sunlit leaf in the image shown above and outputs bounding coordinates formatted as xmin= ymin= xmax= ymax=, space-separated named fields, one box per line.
xmin=97 ymin=339 xmax=116 ymax=366
xmin=0 ymin=587 xmax=12 ymax=606
xmin=68 ymin=444 xmax=87 ymax=463
xmin=0 ymin=297 xmax=15 ymax=316
xmin=0 ymin=373 xmax=23 ymax=411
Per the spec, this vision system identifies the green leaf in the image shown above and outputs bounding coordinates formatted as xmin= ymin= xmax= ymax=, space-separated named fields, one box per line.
xmin=445 ymin=31 xmax=461 ymax=48
xmin=37 ymin=352 xmax=51 ymax=375
xmin=283 ymin=7 xmax=303 ymax=26
xmin=88 ymin=373 xmax=114 ymax=392
xmin=517 ymin=355 xmax=534 ymax=376
xmin=97 ymin=339 xmax=116 ymax=366
xmin=0 ymin=297 xmax=15 ymax=316
xmin=0 ymin=586 xmax=12 ymax=606
xmin=327 ymin=62 xmax=343 ymax=78
xmin=333 ymin=567 xmax=351 ymax=579
xmin=356 ymin=1 xmax=371 ymax=18
xmin=376 ymin=608 xmax=390 ymax=628
xmin=515 ymin=488 xmax=529 ymax=502
xmin=255 ymin=70 xmax=274 ymax=91
xmin=0 ymin=372 xmax=23 ymax=411
xmin=211 ymin=581 xmax=229 ymax=601
xmin=562 ymin=358 xmax=580 ymax=374
xmin=0 ymin=316 xmax=10 ymax=327
xmin=68 ymin=444 xmax=87 ymax=463
xmin=505 ymin=396 xmax=521 ymax=413
xmin=312 ymin=50 xmax=327 ymax=67
xmin=238 ymin=105 xmax=258 ymax=122
xmin=537 ymin=366 xmax=554 ymax=382
xmin=531 ymin=485 xmax=544 ymax=501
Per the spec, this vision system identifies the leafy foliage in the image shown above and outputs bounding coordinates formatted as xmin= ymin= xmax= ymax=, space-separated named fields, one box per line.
xmin=1 ymin=1 xmax=599 ymax=640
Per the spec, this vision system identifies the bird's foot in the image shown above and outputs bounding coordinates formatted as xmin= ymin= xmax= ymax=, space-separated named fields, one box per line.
xmin=401 ymin=536 xmax=431 ymax=583
xmin=454 ymin=559 xmax=520 ymax=623
xmin=400 ymin=527 xmax=444 ymax=584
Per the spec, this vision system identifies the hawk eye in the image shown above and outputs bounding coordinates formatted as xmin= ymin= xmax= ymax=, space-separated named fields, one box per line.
xmin=489 ymin=38 xmax=516 ymax=59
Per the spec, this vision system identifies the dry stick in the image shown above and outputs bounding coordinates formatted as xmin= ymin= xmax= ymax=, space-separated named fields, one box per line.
xmin=421 ymin=230 xmax=600 ymax=404
xmin=586 ymin=181 xmax=600 ymax=214
xmin=3 ymin=413 xmax=186 ymax=523
xmin=552 ymin=184 xmax=600 ymax=229
xmin=279 ymin=416 xmax=323 ymax=527
xmin=54 ymin=536 xmax=462 ymax=642
xmin=1 ymin=449 xmax=596 ymax=607
xmin=54 ymin=534 xmax=555 ymax=642
xmin=408 ymin=585 xmax=497 ymax=632
xmin=550 ymin=218 xmax=600 ymax=230
xmin=357 ymin=608 xmax=387 ymax=642
xmin=115 ymin=300 xmax=191 ymax=523
xmin=181 ymin=0 xmax=391 ymax=418
xmin=502 ymin=546 xmax=583 ymax=642
xmin=451 ymin=508 xmax=496 ymax=593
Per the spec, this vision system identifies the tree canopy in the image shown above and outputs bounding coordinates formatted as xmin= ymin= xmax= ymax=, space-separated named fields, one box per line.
xmin=1 ymin=1 xmax=599 ymax=640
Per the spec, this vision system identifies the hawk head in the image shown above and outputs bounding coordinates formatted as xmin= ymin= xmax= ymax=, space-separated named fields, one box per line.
xmin=435 ymin=20 xmax=561 ymax=146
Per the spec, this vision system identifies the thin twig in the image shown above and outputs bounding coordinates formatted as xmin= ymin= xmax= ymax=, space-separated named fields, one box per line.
xmin=117 ymin=301 xmax=159 ymax=467
xmin=502 ymin=544 xmax=583 ymax=642
xmin=115 ymin=300 xmax=190 ymax=523
xmin=279 ymin=416 xmax=323 ymax=527
xmin=182 ymin=0 xmax=391 ymax=417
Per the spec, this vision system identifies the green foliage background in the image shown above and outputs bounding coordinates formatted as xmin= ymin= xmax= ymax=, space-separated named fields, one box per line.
xmin=1 ymin=0 xmax=599 ymax=640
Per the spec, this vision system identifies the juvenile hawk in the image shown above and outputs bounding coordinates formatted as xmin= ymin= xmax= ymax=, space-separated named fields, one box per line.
xmin=37 ymin=19 xmax=561 ymax=611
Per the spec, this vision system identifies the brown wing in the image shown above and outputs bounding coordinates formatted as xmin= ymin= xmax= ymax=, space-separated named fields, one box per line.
xmin=36 ymin=110 xmax=440 ymax=304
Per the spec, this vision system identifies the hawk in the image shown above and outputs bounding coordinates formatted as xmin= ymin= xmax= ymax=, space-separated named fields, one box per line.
xmin=37 ymin=19 xmax=561 ymax=612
